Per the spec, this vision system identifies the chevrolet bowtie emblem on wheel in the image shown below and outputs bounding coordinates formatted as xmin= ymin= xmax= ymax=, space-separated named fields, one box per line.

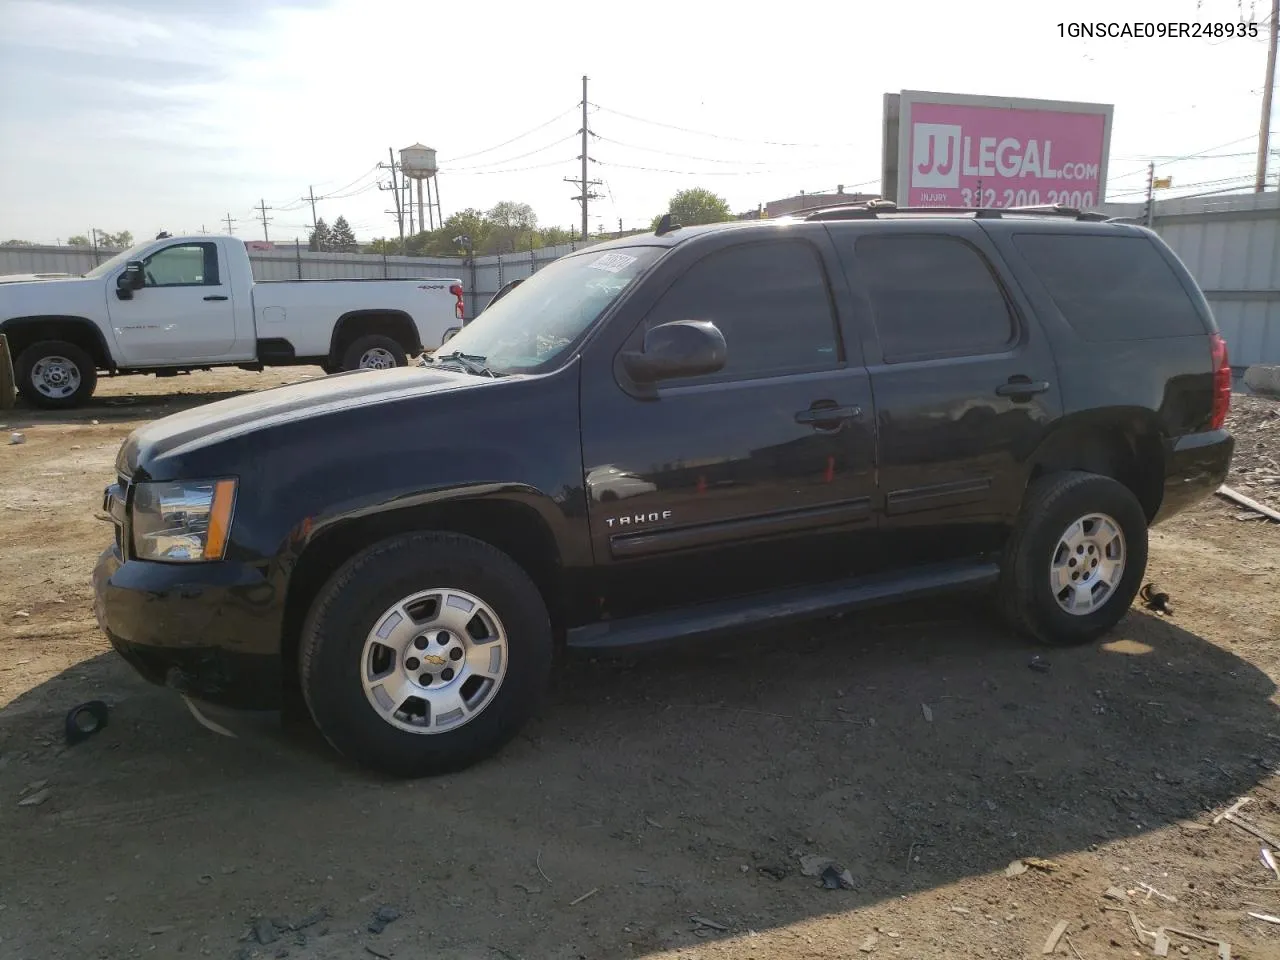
xmin=423 ymin=655 xmax=447 ymax=666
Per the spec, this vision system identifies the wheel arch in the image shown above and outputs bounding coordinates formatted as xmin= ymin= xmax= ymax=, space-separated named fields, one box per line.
xmin=328 ymin=310 xmax=420 ymax=365
xmin=1025 ymin=408 xmax=1166 ymax=522
xmin=0 ymin=315 xmax=114 ymax=369
xmin=279 ymin=491 xmax=566 ymax=688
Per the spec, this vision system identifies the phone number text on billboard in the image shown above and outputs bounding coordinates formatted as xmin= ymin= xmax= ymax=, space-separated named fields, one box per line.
xmin=956 ymin=188 xmax=1096 ymax=209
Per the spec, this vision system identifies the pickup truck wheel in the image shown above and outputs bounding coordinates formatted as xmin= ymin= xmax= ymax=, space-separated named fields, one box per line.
xmin=299 ymin=532 xmax=553 ymax=777
xmin=342 ymin=335 xmax=407 ymax=372
xmin=1000 ymin=471 xmax=1148 ymax=647
xmin=16 ymin=340 xmax=98 ymax=409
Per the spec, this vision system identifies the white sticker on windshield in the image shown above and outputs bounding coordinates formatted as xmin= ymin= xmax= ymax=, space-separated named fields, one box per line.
xmin=586 ymin=252 xmax=637 ymax=273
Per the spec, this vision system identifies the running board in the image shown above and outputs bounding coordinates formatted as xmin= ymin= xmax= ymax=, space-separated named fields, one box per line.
xmin=566 ymin=560 xmax=1000 ymax=652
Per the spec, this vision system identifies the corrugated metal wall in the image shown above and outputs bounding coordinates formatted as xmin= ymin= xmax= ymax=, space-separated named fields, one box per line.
xmin=1150 ymin=193 xmax=1280 ymax=368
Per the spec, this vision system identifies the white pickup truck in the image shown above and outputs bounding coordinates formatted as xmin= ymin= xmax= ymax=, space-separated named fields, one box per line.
xmin=0 ymin=234 xmax=464 ymax=408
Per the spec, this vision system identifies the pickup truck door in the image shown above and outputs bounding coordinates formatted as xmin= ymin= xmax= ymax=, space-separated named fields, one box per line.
xmin=578 ymin=230 xmax=879 ymax=619
xmin=106 ymin=241 xmax=237 ymax=364
xmin=831 ymin=219 xmax=1061 ymax=567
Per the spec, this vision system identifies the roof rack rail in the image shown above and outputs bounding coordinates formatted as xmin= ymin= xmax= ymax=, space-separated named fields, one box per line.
xmin=801 ymin=202 xmax=1109 ymax=223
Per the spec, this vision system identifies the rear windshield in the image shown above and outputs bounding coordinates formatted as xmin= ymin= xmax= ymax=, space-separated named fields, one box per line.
xmin=1012 ymin=234 xmax=1209 ymax=341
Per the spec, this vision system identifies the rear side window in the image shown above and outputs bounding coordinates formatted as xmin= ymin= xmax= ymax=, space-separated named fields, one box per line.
xmin=853 ymin=235 xmax=1015 ymax=362
xmin=641 ymin=239 xmax=840 ymax=380
xmin=1012 ymin=234 xmax=1206 ymax=340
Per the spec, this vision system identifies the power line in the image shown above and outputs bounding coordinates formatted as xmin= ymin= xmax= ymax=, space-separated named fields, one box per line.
xmin=447 ymin=133 xmax=580 ymax=171
xmin=1109 ymin=173 xmax=1256 ymax=199
xmin=439 ymin=105 xmax=580 ymax=163
xmin=452 ymin=157 xmax=577 ymax=176
xmin=1113 ymin=150 xmax=1258 ymax=161
xmin=590 ymin=102 xmax=855 ymax=148
xmin=589 ymin=132 xmax=770 ymax=165
xmin=1107 ymin=134 xmax=1259 ymax=184
xmin=323 ymin=180 xmax=380 ymax=200
xmin=593 ymin=158 xmax=864 ymax=177
xmin=222 ymin=212 xmax=236 ymax=236
xmin=318 ymin=164 xmax=380 ymax=199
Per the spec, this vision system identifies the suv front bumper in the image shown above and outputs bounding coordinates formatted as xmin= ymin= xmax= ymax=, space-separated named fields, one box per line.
xmin=92 ymin=545 xmax=284 ymax=710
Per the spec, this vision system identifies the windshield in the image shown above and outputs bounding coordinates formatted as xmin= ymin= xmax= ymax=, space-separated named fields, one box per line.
xmin=437 ymin=246 xmax=660 ymax=375
xmin=82 ymin=243 xmax=151 ymax=279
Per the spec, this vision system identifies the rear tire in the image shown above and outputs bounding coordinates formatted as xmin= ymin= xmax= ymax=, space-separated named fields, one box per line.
xmin=1000 ymin=470 xmax=1148 ymax=647
xmin=299 ymin=532 xmax=553 ymax=777
xmin=341 ymin=335 xmax=408 ymax=372
xmin=15 ymin=340 xmax=98 ymax=409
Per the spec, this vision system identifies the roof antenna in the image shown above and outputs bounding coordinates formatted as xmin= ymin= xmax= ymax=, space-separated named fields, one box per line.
xmin=654 ymin=213 xmax=682 ymax=237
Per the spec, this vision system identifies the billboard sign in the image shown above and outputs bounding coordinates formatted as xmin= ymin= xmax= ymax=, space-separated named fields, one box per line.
xmin=883 ymin=91 xmax=1113 ymax=210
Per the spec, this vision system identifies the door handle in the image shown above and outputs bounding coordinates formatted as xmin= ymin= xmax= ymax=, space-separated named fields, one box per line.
xmin=795 ymin=403 xmax=862 ymax=425
xmin=995 ymin=377 xmax=1050 ymax=400
xmin=203 ymin=295 xmax=228 ymax=301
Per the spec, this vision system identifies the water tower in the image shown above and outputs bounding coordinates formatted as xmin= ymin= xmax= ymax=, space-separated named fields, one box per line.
xmin=399 ymin=144 xmax=442 ymax=232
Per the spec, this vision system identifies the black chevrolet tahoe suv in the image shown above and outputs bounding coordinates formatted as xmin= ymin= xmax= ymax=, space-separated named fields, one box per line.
xmin=93 ymin=204 xmax=1235 ymax=777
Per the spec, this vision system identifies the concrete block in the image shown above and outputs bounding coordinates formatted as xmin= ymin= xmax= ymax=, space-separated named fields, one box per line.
xmin=1244 ymin=365 xmax=1280 ymax=397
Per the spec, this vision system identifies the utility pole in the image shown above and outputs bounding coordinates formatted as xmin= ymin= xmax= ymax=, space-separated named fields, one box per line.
xmin=223 ymin=212 xmax=236 ymax=235
xmin=581 ymin=75 xmax=589 ymax=239
xmin=564 ymin=75 xmax=602 ymax=241
xmin=256 ymin=199 xmax=273 ymax=241
xmin=1144 ymin=162 xmax=1156 ymax=227
xmin=1256 ymin=0 xmax=1278 ymax=191
xmin=302 ymin=185 xmax=320 ymax=236
xmin=378 ymin=148 xmax=405 ymax=253
xmin=405 ymin=175 xmax=414 ymax=236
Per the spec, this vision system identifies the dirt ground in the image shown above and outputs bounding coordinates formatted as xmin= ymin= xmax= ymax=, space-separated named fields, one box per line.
xmin=1 ymin=369 xmax=1278 ymax=960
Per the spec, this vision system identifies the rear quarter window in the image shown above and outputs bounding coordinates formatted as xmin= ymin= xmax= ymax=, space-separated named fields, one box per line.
xmin=1012 ymin=234 xmax=1208 ymax=341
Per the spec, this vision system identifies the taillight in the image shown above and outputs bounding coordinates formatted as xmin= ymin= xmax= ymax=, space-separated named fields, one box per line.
xmin=449 ymin=284 xmax=464 ymax=320
xmin=1209 ymin=332 xmax=1230 ymax=430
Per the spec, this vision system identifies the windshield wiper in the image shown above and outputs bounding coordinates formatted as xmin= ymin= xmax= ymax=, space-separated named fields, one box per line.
xmin=431 ymin=351 xmax=499 ymax=377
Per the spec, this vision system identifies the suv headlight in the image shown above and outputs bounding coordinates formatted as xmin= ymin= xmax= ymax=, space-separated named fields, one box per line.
xmin=131 ymin=479 xmax=238 ymax=562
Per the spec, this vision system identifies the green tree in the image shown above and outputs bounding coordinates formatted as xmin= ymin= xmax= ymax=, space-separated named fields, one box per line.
xmin=67 ymin=235 xmax=89 ymax=246
xmin=366 ymin=237 xmax=400 ymax=254
xmin=329 ymin=216 xmax=357 ymax=252
xmin=484 ymin=201 xmax=537 ymax=254
xmin=1 ymin=239 xmax=34 ymax=246
xmin=651 ymin=187 xmax=733 ymax=229
xmin=432 ymin=208 xmax=491 ymax=257
xmin=308 ymin=218 xmax=331 ymax=252
xmin=538 ymin=226 xmax=575 ymax=247
xmin=102 ymin=230 xmax=133 ymax=248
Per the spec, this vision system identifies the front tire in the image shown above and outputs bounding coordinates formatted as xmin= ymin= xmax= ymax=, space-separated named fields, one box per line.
xmin=341 ymin=335 xmax=408 ymax=372
xmin=1000 ymin=471 xmax=1148 ymax=647
xmin=15 ymin=340 xmax=98 ymax=409
xmin=299 ymin=532 xmax=553 ymax=777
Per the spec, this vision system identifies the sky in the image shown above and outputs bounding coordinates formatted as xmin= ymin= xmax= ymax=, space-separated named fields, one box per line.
xmin=0 ymin=0 xmax=1274 ymax=245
